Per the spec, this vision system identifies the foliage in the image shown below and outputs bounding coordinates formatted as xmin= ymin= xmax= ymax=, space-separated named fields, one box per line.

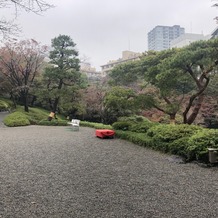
xmin=80 ymin=121 xmax=112 ymax=130
xmin=115 ymin=130 xmax=152 ymax=147
xmin=38 ymin=119 xmax=68 ymax=126
xmin=3 ymin=105 xmax=66 ymax=126
xmin=129 ymin=122 xmax=157 ymax=133
xmin=118 ymin=115 xmax=150 ymax=123
xmin=37 ymin=35 xmax=85 ymax=114
xmin=109 ymin=61 xmax=143 ymax=87
xmin=103 ymin=86 xmax=137 ymax=124
xmin=3 ymin=112 xmax=30 ymax=127
xmin=0 ymin=98 xmax=15 ymax=111
xmin=112 ymin=121 xmax=133 ymax=131
xmin=113 ymin=123 xmax=218 ymax=163
xmin=146 ymin=124 xmax=202 ymax=152
xmin=168 ymin=137 xmax=190 ymax=158
xmin=0 ymin=39 xmax=47 ymax=112
xmin=0 ymin=99 xmax=10 ymax=111
xmin=113 ymin=115 xmax=157 ymax=132
xmin=108 ymin=39 xmax=218 ymax=125
xmin=186 ymin=129 xmax=218 ymax=162
xmin=80 ymin=84 xmax=105 ymax=122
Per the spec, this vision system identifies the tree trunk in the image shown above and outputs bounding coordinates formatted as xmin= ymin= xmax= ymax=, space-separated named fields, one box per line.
xmin=184 ymin=94 xmax=204 ymax=124
xmin=53 ymin=97 xmax=59 ymax=113
xmin=169 ymin=114 xmax=176 ymax=125
xmin=20 ymin=91 xmax=29 ymax=112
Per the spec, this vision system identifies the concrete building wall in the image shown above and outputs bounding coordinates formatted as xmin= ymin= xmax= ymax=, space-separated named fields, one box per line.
xmin=101 ymin=50 xmax=141 ymax=76
xmin=170 ymin=33 xmax=206 ymax=48
xmin=80 ymin=62 xmax=103 ymax=81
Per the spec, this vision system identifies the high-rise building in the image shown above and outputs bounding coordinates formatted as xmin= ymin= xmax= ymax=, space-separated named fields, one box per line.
xmin=148 ymin=25 xmax=185 ymax=51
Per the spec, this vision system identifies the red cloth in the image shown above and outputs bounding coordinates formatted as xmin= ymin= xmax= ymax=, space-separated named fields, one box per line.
xmin=95 ymin=129 xmax=115 ymax=138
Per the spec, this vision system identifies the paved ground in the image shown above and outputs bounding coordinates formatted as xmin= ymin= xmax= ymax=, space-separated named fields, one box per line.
xmin=0 ymin=120 xmax=218 ymax=217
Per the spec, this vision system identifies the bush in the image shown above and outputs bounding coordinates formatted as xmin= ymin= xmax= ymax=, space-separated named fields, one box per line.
xmin=0 ymin=98 xmax=14 ymax=111
xmin=0 ymin=100 xmax=9 ymax=111
xmin=38 ymin=119 xmax=68 ymax=126
xmin=114 ymin=116 xmax=157 ymax=132
xmin=3 ymin=112 xmax=30 ymax=127
xmin=168 ymin=137 xmax=190 ymax=158
xmin=186 ymin=129 xmax=218 ymax=162
xmin=129 ymin=122 xmax=157 ymax=133
xmin=146 ymin=124 xmax=202 ymax=152
xmin=112 ymin=121 xmax=133 ymax=131
xmin=118 ymin=115 xmax=149 ymax=123
xmin=80 ymin=121 xmax=112 ymax=129
xmin=115 ymin=130 xmax=152 ymax=147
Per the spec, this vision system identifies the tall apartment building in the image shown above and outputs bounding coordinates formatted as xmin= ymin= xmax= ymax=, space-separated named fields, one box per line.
xmin=148 ymin=25 xmax=185 ymax=51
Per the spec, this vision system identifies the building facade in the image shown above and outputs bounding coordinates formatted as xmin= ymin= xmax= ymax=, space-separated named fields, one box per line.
xmin=148 ymin=25 xmax=185 ymax=51
xmin=170 ymin=33 xmax=208 ymax=48
xmin=101 ymin=50 xmax=141 ymax=76
xmin=80 ymin=62 xmax=103 ymax=82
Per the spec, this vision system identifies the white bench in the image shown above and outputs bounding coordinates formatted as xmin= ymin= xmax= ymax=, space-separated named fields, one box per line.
xmin=67 ymin=119 xmax=80 ymax=131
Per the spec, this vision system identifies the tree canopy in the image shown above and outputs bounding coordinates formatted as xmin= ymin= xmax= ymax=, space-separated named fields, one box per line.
xmin=37 ymin=34 xmax=85 ymax=114
xmin=0 ymin=39 xmax=47 ymax=111
xmin=109 ymin=38 xmax=218 ymax=124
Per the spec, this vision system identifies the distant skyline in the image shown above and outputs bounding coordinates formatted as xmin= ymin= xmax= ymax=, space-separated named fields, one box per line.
xmin=3 ymin=0 xmax=218 ymax=70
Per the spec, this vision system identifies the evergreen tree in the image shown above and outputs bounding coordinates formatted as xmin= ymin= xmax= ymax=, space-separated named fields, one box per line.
xmin=38 ymin=35 xmax=83 ymax=115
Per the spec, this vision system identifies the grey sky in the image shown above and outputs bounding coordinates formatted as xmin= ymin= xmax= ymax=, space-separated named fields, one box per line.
xmin=6 ymin=0 xmax=218 ymax=70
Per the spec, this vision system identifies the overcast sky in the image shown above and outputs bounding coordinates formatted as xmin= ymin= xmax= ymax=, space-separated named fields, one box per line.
xmin=5 ymin=0 xmax=218 ymax=70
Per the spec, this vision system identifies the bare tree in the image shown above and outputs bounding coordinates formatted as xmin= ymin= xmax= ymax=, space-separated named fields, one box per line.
xmin=0 ymin=0 xmax=54 ymax=39
xmin=0 ymin=39 xmax=48 ymax=112
xmin=212 ymin=0 xmax=218 ymax=22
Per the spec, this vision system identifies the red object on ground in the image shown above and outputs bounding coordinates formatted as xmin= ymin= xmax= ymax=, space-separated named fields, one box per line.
xmin=95 ymin=129 xmax=115 ymax=139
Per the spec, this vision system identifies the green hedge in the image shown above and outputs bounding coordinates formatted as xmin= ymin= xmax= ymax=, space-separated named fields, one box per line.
xmin=3 ymin=112 xmax=30 ymax=127
xmin=115 ymin=123 xmax=218 ymax=163
xmin=80 ymin=121 xmax=112 ymax=129
xmin=113 ymin=116 xmax=158 ymax=132
xmin=146 ymin=124 xmax=202 ymax=153
xmin=38 ymin=119 xmax=68 ymax=126
xmin=112 ymin=121 xmax=133 ymax=131
xmin=186 ymin=129 xmax=218 ymax=162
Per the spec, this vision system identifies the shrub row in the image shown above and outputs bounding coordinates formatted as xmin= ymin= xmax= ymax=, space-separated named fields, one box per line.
xmin=38 ymin=119 xmax=68 ymax=126
xmin=3 ymin=111 xmax=68 ymax=127
xmin=113 ymin=119 xmax=218 ymax=163
xmin=80 ymin=121 xmax=112 ymax=129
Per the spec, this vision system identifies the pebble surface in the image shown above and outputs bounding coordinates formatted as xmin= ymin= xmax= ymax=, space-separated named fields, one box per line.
xmin=0 ymin=125 xmax=217 ymax=218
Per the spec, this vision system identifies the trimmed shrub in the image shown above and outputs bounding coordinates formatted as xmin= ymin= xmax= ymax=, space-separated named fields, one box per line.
xmin=80 ymin=121 xmax=112 ymax=129
xmin=114 ymin=116 xmax=157 ymax=132
xmin=0 ymin=100 xmax=9 ymax=111
xmin=186 ymin=129 xmax=218 ymax=162
xmin=118 ymin=115 xmax=149 ymax=123
xmin=3 ymin=112 xmax=30 ymax=127
xmin=112 ymin=121 xmax=133 ymax=131
xmin=115 ymin=130 xmax=152 ymax=147
xmin=168 ymin=137 xmax=190 ymax=158
xmin=38 ymin=119 xmax=68 ymax=126
xmin=146 ymin=124 xmax=202 ymax=152
xmin=129 ymin=122 xmax=157 ymax=133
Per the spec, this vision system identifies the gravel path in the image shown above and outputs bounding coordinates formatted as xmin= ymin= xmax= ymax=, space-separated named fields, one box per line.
xmin=0 ymin=125 xmax=217 ymax=218
xmin=0 ymin=111 xmax=8 ymax=128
